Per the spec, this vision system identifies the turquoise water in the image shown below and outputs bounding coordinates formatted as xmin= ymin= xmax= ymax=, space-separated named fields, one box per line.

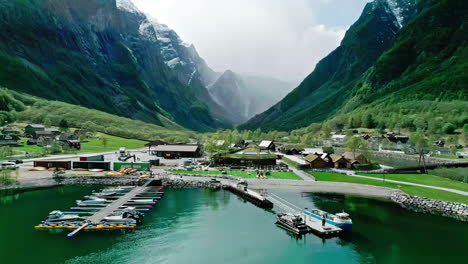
xmin=0 ymin=186 xmax=467 ymax=264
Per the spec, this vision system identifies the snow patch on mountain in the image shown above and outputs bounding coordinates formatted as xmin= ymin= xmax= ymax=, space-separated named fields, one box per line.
xmin=116 ymin=0 xmax=141 ymax=14
xmin=386 ymin=0 xmax=404 ymax=27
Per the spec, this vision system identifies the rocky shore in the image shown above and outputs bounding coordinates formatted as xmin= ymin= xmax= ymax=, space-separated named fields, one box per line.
xmin=391 ymin=191 xmax=468 ymax=222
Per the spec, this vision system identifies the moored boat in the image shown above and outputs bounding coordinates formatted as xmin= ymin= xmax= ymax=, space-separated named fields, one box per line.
xmin=276 ymin=213 xmax=309 ymax=235
xmin=44 ymin=211 xmax=83 ymax=223
xmin=76 ymin=196 xmax=108 ymax=206
xmin=304 ymin=209 xmax=352 ymax=230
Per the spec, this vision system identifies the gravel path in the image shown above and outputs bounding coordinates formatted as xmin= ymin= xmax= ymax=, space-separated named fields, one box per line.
xmin=332 ymin=169 xmax=468 ymax=196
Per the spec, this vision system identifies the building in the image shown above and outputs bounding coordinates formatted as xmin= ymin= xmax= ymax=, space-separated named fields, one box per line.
xmin=216 ymin=140 xmax=226 ymax=147
xmin=304 ymin=154 xmax=329 ymax=168
xmin=329 ymin=154 xmax=351 ymax=169
xmin=25 ymin=124 xmax=45 ymax=137
xmin=57 ymin=132 xmax=79 ymax=141
xmin=153 ymin=144 xmax=202 ymax=159
xmin=342 ymin=152 xmax=368 ymax=165
xmin=1 ymin=127 xmax=16 ymax=135
xmin=65 ymin=140 xmax=81 ymax=150
xmin=33 ymin=130 xmax=55 ymax=140
xmin=0 ymin=134 xmax=20 ymax=146
xmin=331 ymin=135 xmax=347 ymax=146
xmin=45 ymin=128 xmax=61 ymax=136
xmin=259 ymin=140 xmax=276 ymax=151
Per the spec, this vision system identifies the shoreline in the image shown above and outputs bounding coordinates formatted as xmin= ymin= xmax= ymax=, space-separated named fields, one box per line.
xmin=1 ymin=174 xmax=467 ymax=222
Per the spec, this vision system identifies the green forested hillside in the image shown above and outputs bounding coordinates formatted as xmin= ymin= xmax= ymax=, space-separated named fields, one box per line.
xmin=1 ymin=88 xmax=193 ymax=142
xmin=241 ymin=0 xmax=467 ymax=133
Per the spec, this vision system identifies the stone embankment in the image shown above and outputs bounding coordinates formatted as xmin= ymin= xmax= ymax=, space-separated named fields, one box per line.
xmin=162 ymin=179 xmax=222 ymax=189
xmin=391 ymin=192 xmax=468 ymax=222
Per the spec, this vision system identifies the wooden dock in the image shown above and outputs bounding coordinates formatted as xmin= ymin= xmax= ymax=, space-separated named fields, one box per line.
xmin=86 ymin=185 xmax=159 ymax=224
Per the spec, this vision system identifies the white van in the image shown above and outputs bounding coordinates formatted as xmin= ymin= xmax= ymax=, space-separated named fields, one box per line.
xmin=1 ymin=162 xmax=19 ymax=169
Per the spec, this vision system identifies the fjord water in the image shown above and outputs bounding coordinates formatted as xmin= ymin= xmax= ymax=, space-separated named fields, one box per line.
xmin=0 ymin=187 xmax=466 ymax=264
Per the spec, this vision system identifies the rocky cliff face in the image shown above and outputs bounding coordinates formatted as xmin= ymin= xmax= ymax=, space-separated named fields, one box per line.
xmin=0 ymin=0 xmax=230 ymax=131
xmin=240 ymin=0 xmax=419 ymax=131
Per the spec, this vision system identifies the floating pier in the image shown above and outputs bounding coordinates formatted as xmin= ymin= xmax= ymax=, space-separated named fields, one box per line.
xmin=266 ymin=193 xmax=342 ymax=237
xmin=224 ymin=183 xmax=273 ymax=209
xmin=35 ymin=179 xmax=164 ymax=238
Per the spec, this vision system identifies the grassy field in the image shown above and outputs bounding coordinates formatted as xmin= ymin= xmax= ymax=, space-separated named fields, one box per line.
xmin=11 ymin=133 xmax=146 ymax=156
xmin=360 ymin=173 xmax=468 ymax=192
xmin=169 ymin=170 xmax=302 ymax=180
xmin=310 ymin=172 xmax=468 ymax=204
xmin=79 ymin=133 xmax=146 ymax=152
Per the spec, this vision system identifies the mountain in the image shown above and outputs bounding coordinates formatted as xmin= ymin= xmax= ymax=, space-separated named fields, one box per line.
xmin=208 ymin=70 xmax=293 ymax=124
xmin=240 ymin=0 xmax=420 ymax=131
xmin=0 ymin=0 xmax=230 ymax=132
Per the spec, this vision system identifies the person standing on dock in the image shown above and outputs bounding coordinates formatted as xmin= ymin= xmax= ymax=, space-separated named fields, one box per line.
xmin=322 ymin=215 xmax=326 ymax=227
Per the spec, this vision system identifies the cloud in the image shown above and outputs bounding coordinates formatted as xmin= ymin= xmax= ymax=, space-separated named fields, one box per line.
xmin=132 ymin=0 xmax=365 ymax=83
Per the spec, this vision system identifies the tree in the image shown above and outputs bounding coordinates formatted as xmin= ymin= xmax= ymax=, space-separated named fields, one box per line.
xmin=101 ymin=136 xmax=108 ymax=147
xmin=441 ymin=123 xmax=456 ymax=134
xmin=59 ymin=119 xmax=69 ymax=132
xmin=410 ymin=130 xmax=429 ymax=172
xmin=345 ymin=136 xmax=367 ymax=159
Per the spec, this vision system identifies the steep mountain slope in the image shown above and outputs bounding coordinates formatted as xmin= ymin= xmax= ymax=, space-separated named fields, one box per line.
xmin=240 ymin=0 xmax=419 ymax=131
xmin=327 ymin=0 xmax=468 ymax=130
xmin=0 ymin=0 xmax=230 ymax=131
xmin=208 ymin=70 xmax=293 ymax=124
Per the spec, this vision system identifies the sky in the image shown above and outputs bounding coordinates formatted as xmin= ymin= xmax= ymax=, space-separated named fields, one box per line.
xmin=132 ymin=0 xmax=370 ymax=84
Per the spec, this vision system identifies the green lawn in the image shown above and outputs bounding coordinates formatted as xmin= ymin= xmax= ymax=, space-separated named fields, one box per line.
xmin=169 ymin=170 xmax=302 ymax=180
xmin=360 ymin=173 xmax=468 ymax=192
xmin=11 ymin=133 xmax=146 ymax=156
xmin=310 ymin=172 xmax=468 ymax=204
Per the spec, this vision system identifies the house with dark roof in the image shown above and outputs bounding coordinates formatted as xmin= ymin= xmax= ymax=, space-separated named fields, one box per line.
xmin=57 ymin=132 xmax=79 ymax=141
xmin=25 ymin=124 xmax=45 ymax=137
xmin=1 ymin=127 xmax=17 ymax=135
xmin=153 ymin=144 xmax=202 ymax=159
xmin=0 ymin=134 xmax=20 ymax=146
xmin=33 ymin=130 xmax=54 ymax=139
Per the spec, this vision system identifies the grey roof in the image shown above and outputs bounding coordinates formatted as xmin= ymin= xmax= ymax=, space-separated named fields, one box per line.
xmin=28 ymin=124 xmax=45 ymax=128
xmin=153 ymin=145 xmax=199 ymax=152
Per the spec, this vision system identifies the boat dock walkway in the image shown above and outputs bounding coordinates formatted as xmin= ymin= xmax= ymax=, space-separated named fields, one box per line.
xmin=266 ymin=193 xmax=342 ymax=236
xmin=86 ymin=185 xmax=158 ymax=224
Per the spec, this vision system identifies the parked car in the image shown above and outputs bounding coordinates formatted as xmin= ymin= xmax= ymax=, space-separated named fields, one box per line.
xmin=1 ymin=162 xmax=19 ymax=169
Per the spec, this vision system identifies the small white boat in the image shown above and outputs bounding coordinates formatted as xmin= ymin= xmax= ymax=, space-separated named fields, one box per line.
xmin=76 ymin=196 xmax=108 ymax=206
xmin=101 ymin=187 xmax=133 ymax=193
xmin=126 ymin=199 xmax=156 ymax=205
xmin=92 ymin=191 xmax=118 ymax=198
xmin=45 ymin=211 xmax=83 ymax=222
xmin=304 ymin=209 xmax=353 ymax=230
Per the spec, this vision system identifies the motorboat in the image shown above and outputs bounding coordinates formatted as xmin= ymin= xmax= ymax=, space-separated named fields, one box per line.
xmin=101 ymin=186 xmax=133 ymax=193
xmin=76 ymin=196 xmax=108 ymax=206
xmin=92 ymin=191 xmax=118 ymax=198
xmin=44 ymin=211 xmax=83 ymax=222
xmin=126 ymin=198 xmax=156 ymax=205
xmin=103 ymin=207 xmax=144 ymax=225
xmin=304 ymin=209 xmax=352 ymax=230
xmin=276 ymin=213 xmax=309 ymax=235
